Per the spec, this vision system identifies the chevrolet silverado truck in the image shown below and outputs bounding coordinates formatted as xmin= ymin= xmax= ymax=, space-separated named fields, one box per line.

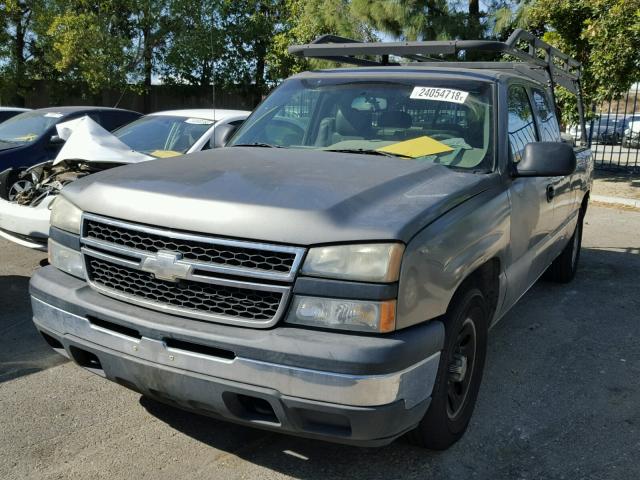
xmin=30 ymin=30 xmax=592 ymax=450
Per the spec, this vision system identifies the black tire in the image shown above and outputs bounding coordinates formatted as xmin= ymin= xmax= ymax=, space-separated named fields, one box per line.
xmin=407 ymin=286 xmax=488 ymax=450
xmin=545 ymin=209 xmax=584 ymax=283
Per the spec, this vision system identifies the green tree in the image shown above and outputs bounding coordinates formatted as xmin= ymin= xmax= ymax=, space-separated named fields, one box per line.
xmin=132 ymin=0 xmax=172 ymax=111
xmin=495 ymin=0 xmax=640 ymax=113
xmin=159 ymin=0 xmax=224 ymax=89
xmin=267 ymin=0 xmax=375 ymax=83
xmin=43 ymin=0 xmax=170 ymax=109
xmin=491 ymin=0 xmax=535 ymax=38
xmin=350 ymin=0 xmax=489 ymax=41
xmin=45 ymin=1 xmax=136 ymax=95
xmin=0 ymin=0 xmax=48 ymax=106
xmin=159 ymin=0 xmax=368 ymax=104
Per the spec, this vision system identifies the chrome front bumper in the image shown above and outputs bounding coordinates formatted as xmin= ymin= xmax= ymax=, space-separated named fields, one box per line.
xmin=31 ymin=296 xmax=440 ymax=409
xmin=32 ymin=294 xmax=442 ymax=445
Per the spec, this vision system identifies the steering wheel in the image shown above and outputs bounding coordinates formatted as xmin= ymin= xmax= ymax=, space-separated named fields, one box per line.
xmin=265 ymin=118 xmax=305 ymax=145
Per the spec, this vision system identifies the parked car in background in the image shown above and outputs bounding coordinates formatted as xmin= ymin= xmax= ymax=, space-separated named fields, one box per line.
xmin=0 ymin=107 xmax=30 ymax=124
xmin=622 ymin=119 xmax=640 ymax=148
xmin=569 ymin=113 xmax=640 ymax=145
xmin=593 ymin=115 xmax=624 ymax=144
xmin=0 ymin=109 xmax=249 ymax=249
xmin=0 ymin=107 xmax=141 ymax=179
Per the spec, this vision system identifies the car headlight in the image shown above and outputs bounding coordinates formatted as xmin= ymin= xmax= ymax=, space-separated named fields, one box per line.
xmin=286 ymin=296 xmax=396 ymax=333
xmin=48 ymin=239 xmax=85 ymax=278
xmin=50 ymin=195 xmax=83 ymax=234
xmin=301 ymin=243 xmax=404 ymax=282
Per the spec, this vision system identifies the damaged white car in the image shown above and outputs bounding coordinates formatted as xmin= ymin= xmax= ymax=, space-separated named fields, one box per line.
xmin=0 ymin=109 xmax=249 ymax=249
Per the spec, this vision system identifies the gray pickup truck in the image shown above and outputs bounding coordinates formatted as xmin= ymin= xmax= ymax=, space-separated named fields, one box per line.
xmin=31 ymin=30 xmax=592 ymax=450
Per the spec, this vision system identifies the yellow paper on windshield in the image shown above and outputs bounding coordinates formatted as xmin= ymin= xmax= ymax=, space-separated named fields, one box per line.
xmin=377 ymin=136 xmax=453 ymax=158
xmin=150 ymin=150 xmax=182 ymax=158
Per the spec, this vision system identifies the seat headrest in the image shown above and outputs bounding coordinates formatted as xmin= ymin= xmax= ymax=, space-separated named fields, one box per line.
xmin=335 ymin=108 xmax=371 ymax=136
xmin=379 ymin=111 xmax=412 ymax=129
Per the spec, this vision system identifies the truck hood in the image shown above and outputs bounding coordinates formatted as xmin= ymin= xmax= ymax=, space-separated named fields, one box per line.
xmin=63 ymin=147 xmax=499 ymax=245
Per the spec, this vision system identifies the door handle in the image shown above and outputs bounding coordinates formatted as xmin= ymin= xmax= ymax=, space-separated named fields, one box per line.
xmin=546 ymin=184 xmax=555 ymax=202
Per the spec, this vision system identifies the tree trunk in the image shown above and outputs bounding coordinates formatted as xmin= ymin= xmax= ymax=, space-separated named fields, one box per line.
xmin=468 ymin=0 xmax=481 ymax=39
xmin=254 ymin=52 xmax=265 ymax=106
xmin=143 ymin=23 xmax=153 ymax=113
xmin=12 ymin=8 xmax=26 ymax=106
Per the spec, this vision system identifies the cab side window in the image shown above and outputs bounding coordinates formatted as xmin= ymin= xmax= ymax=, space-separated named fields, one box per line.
xmin=508 ymin=86 xmax=538 ymax=163
xmin=531 ymin=89 xmax=561 ymax=142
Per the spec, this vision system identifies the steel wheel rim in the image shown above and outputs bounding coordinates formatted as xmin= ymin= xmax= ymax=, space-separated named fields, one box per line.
xmin=446 ymin=316 xmax=477 ymax=420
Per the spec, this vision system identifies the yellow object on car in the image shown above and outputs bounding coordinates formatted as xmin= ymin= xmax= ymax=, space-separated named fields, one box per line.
xmin=376 ymin=136 xmax=454 ymax=158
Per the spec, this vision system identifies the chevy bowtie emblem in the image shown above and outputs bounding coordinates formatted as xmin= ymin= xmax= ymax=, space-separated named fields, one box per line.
xmin=140 ymin=251 xmax=192 ymax=282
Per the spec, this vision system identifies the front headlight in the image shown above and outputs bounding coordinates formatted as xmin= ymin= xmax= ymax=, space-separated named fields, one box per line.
xmin=301 ymin=243 xmax=404 ymax=282
xmin=50 ymin=195 xmax=83 ymax=234
xmin=286 ymin=296 xmax=396 ymax=333
xmin=48 ymin=239 xmax=85 ymax=278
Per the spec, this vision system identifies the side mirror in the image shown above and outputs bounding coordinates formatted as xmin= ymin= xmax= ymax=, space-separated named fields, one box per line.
xmin=515 ymin=142 xmax=576 ymax=177
xmin=48 ymin=134 xmax=64 ymax=146
xmin=212 ymin=123 xmax=238 ymax=148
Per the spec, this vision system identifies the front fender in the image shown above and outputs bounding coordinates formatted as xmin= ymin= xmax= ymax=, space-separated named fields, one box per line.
xmin=396 ymin=185 xmax=510 ymax=329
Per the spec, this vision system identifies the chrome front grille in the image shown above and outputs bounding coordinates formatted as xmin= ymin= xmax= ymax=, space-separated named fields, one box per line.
xmin=86 ymin=257 xmax=283 ymax=321
xmin=80 ymin=214 xmax=305 ymax=327
xmin=85 ymin=219 xmax=297 ymax=276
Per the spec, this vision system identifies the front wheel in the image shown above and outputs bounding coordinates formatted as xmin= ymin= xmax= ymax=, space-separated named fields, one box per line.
xmin=5 ymin=170 xmax=32 ymax=202
xmin=407 ymin=286 xmax=488 ymax=450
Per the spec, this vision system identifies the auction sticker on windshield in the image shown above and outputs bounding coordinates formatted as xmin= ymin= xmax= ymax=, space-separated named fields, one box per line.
xmin=410 ymin=87 xmax=469 ymax=104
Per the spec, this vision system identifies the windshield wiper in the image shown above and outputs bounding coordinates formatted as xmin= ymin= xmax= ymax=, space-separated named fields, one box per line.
xmin=231 ymin=142 xmax=285 ymax=148
xmin=324 ymin=148 xmax=412 ymax=159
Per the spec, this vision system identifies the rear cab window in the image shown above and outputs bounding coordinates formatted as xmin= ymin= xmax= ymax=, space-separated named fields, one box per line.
xmin=531 ymin=89 xmax=561 ymax=142
xmin=507 ymin=85 xmax=538 ymax=163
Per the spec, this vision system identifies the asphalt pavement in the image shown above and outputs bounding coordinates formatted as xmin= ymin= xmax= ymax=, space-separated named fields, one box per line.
xmin=1 ymin=204 xmax=639 ymax=480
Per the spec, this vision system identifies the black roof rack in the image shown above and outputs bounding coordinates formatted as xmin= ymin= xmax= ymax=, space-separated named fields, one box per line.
xmin=289 ymin=29 xmax=581 ymax=95
xmin=289 ymin=30 xmax=588 ymax=145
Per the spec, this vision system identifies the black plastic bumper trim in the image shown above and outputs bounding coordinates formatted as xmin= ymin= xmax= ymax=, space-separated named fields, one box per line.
xmin=293 ymin=276 xmax=398 ymax=300
xmin=49 ymin=226 xmax=80 ymax=251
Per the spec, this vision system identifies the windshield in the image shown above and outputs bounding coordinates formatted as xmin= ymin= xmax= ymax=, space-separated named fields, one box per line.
xmin=0 ymin=110 xmax=66 ymax=145
xmin=230 ymin=77 xmax=495 ymax=171
xmin=114 ymin=115 xmax=215 ymax=156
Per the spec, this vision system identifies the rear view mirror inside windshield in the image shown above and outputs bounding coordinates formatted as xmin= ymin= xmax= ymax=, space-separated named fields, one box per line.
xmin=351 ymin=96 xmax=387 ymax=111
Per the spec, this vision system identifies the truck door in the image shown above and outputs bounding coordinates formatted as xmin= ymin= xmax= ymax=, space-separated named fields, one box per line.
xmin=504 ymin=85 xmax=555 ymax=309
xmin=530 ymin=87 xmax=575 ymax=260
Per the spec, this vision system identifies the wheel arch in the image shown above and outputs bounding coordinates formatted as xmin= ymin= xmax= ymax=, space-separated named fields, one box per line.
xmin=580 ymin=191 xmax=590 ymax=215
xmin=447 ymin=257 xmax=501 ymax=321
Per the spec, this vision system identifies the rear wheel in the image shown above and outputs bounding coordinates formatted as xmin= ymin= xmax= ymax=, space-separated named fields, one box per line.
xmin=545 ymin=208 xmax=584 ymax=283
xmin=407 ymin=286 xmax=488 ymax=450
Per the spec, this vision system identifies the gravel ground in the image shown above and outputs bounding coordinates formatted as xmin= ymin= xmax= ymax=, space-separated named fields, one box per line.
xmin=593 ymin=171 xmax=640 ymax=200
xmin=1 ymin=204 xmax=639 ymax=480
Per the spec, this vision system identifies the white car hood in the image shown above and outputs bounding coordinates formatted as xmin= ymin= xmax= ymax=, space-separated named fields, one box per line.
xmin=53 ymin=116 xmax=153 ymax=165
